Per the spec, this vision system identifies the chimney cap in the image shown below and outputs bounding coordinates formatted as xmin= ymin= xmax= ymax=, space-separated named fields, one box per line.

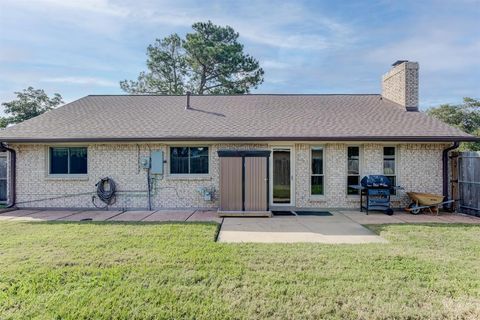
xmin=392 ymin=60 xmax=409 ymax=67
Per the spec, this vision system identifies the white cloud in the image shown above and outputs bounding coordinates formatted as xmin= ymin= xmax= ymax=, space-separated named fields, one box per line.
xmin=41 ymin=77 xmax=117 ymax=87
xmin=367 ymin=37 xmax=480 ymax=73
xmin=364 ymin=2 xmax=480 ymax=73
xmin=0 ymin=48 xmax=31 ymax=63
xmin=12 ymin=0 xmax=129 ymax=17
xmin=2 ymin=0 xmax=130 ymax=38
xmin=6 ymin=0 xmax=353 ymax=50
xmin=120 ymin=1 xmax=352 ymax=50
xmin=261 ymin=60 xmax=290 ymax=70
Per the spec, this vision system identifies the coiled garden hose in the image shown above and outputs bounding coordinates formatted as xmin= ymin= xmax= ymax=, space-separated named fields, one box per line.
xmin=92 ymin=177 xmax=117 ymax=207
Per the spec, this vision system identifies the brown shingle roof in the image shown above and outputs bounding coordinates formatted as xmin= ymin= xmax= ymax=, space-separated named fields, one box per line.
xmin=0 ymin=94 xmax=476 ymax=142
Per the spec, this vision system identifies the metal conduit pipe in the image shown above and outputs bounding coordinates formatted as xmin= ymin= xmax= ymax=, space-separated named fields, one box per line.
xmin=0 ymin=142 xmax=16 ymax=208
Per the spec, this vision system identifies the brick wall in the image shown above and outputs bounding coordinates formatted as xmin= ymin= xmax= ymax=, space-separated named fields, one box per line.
xmin=13 ymin=143 xmax=267 ymax=209
xmin=294 ymin=143 xmax=447 ymax=208
xmin=382 ymin=61 xmax=419 ymax=111
xmin=11 ymin=142 xmax=446 ymax=210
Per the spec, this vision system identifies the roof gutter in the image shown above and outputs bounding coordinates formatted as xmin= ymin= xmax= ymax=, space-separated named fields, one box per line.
xmin=0 ymin=143 xmax=16 ymax=208
xmin=442 ymin=142 xmax=460 ymax=209
xmin=0 ymin=136 xmax=479 ymax=143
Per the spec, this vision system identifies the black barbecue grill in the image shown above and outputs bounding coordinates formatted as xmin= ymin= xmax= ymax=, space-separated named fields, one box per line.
xmin=350 ymin=175 xmax=402 ymax=215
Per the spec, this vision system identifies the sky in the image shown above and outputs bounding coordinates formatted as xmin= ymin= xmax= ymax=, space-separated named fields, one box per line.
xmin=0 ymin=0 xmax=479 ymax=110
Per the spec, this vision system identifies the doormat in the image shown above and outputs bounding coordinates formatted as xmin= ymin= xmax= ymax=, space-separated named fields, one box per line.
xmin=272 ymin=211 xmax=295 ymax=216
xmin=294 ymin=211 xmax=333 ymax=216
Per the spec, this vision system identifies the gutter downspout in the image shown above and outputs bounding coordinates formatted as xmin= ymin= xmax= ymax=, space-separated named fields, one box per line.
xmin=442 ymin=142 xmax=460 ymax=210
xmin=0 ymin=142 xmax=16 ymax=208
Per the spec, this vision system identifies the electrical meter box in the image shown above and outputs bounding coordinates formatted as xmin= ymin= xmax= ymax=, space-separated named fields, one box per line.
xmin=150 ymin=150 xmax=164 ymax=174
xmin=140 ymin=156 xmax=150 ymax=169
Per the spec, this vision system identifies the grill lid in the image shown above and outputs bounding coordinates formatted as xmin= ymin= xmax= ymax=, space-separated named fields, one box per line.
xmin=361 ymin=175 xmax=392 ymax=188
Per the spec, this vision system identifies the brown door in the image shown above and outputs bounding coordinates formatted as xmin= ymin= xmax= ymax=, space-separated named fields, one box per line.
xmin=219 ymin=157 xmax=243 ymax=211
xmin=245 ymin=157 xmax=268 ymax=211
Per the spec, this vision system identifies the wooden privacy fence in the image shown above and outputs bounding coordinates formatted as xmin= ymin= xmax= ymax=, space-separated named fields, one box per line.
xmin=451 ymin=151 xmax=480 ymax=216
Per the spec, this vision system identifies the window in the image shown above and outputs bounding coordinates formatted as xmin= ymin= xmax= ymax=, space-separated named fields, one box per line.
xmin=170 ymin=147 xmax=209 ymax=174
xmin=383 ymin=146 xmax=396 ymax=194
xmin=311 ymin=147 xmax=324 ymax=195
xmin=50 ymin=147 xmax=87 ymax=175
xmin=347 ymin=146 xmax=360 ymax=195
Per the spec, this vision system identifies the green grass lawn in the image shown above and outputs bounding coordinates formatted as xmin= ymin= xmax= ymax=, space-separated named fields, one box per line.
xmin=1 ymin=221 xmax=479 ymax=319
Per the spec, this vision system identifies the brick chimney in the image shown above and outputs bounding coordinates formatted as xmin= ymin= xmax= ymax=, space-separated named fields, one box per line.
xmin=382 ymin=60 xmax=419 ymax=111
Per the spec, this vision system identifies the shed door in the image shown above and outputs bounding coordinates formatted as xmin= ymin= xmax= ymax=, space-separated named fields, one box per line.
xmin=245 ymin=157 xmax=268 ymax=211
xmin=219 ymin=157 xmax=243 ymax=211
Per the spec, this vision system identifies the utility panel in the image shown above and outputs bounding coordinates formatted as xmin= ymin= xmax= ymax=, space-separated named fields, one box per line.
xmin=140 ymin=157 xmax=150 ymax=169
xmin=151 ymin=150 xmax=164 ymax=174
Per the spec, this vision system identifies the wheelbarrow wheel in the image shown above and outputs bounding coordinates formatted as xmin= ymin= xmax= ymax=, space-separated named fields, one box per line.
xmin=408 ymin=202 xmax=420 ymax=215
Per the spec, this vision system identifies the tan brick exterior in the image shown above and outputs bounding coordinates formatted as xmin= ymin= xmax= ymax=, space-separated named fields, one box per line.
xmin=382 ymin=61 xmax=419 ymax=111
xmin=13 ymin=143 xmax=267 ymax=209
xmin=11 ymin=142 xmax=447 ymax=210
xmin=398 ymin=143 xmax=445 ymax=206
xmin=293 ymin=143 xmax=447 ymax=208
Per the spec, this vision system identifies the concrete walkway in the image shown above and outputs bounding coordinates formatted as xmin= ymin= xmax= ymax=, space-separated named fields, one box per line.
xmin=0 ymin=209 xmax=223 ymax=223
xmin=341 ymin=210 xmax=480 ymax=225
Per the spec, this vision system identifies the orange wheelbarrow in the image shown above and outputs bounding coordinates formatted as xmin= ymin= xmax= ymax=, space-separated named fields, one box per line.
xmin=405 ymin=192 xmax=455 ymax=215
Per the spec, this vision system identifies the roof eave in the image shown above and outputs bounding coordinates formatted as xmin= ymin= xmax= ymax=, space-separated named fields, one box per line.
xmin=1 ymin=136 xmax=479 ymax=143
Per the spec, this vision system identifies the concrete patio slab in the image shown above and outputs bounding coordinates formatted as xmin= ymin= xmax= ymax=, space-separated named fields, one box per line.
xmin=436 ymin=214 xmax=480 ymax=224
xmin=0 ymin=209 xmax=43 ymax=220
xmin=142 ymin=210 xmax=194 ymax=222
xmin=218 ymin=215 xmax=387 ymax=244
xmin=20 ymin=210 xmax=82 ymax=221
xmin=340 ymin=210 xmax=480 ymax=225
xmin=109 ymin=211 xmax=155 ymax=221
xmin=186 ymin=210 xmax=223 ymax=223
xmin=58 ymin=210 xmax=123 ymax=221
xmin=393 ymin=213 xmax=444 ymax=223
xmin=341 ymin=211 xmax=405 ymax=224
xmin=0 ymin=208 xmax=17 ymax=214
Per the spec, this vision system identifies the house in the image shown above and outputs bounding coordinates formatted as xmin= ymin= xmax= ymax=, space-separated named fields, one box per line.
xmin=0 ymin=61 xmax=477 ymax=215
